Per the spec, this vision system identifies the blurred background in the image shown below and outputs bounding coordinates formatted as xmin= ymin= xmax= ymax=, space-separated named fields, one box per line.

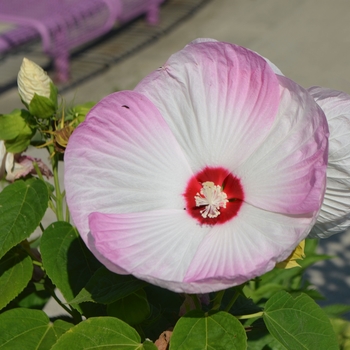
xmin=0 ymin=0 xmax=349 ymax=314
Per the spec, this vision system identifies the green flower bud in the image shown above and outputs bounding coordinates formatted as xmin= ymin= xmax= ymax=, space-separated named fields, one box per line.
xmin=67 ymin=101 xmax=96 ymax=126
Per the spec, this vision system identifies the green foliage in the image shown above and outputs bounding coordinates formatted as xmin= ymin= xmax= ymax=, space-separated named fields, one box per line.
xmin=0 ymin=178 xmax=48 ymax=259
xmin=66 ymin=101 xmax=96 ymax=124
xmin=29 ymin=93 xmax=56 ymax=119
xmin=0 ymin=109 xmax=36 ymax=153
xmin=0 ymin=308 xmax=73 ymax=349
xmin=246 ymin=318 xmax=286 ymax=350
xmin=107 ymin=289 xmax=150 ymax=326
xmin=263 ymin=291 xmax=339 ymax=349
xmin=0 ymin=246 xmax=33 ymax=310
xmin=221 ymin=287 xmax=262 ymax=316
xmin=141 ymin=284 xmax=184 ymax=340
xmin=4 ymin=281 xmax=51 ymax=311
xmin=26 ymin=81 xmax=57 ymax=120
xmin=50 ymin=317 xmax=157 ymax=349
xmin=170 ymin=310 xmax=247 ymax=349
xmin=40 ymin=221 xmax=102 ymax=313
xmin=322 ymin=304 xmax=350 ymax=318
xmin=330 ymin=318 xmax=350 ymax=349
xmin=248 ymin=334 xmax=286 ymax=350
xmin=69 ymin=266 xmax=146 ymax=305
xmin=49 ymin=82 xmax=58 ymax=108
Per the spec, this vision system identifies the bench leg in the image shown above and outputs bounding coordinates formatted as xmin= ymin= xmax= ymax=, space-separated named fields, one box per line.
xmin=52 ymin=27 xmax=70 ymax=83
xmin=146 ymin=2 xmax=160 ymax=25
xmin=54 ymin=51 xmax=70 ymax=82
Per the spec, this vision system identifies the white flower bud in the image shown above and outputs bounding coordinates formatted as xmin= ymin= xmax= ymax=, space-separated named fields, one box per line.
xmin=0 ymin=140 xmax=16 ymax=181
xmin=0 ymin=140 xmax=7 ymax=179
xmin=17 ymin=58 xmax=53 ymax=105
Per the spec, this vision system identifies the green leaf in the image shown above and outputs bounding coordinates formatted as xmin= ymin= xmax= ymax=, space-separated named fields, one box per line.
xmin=142 ymin=340 xmax=158 ymax=350
xmin=49 ymin=82 xmax=58 ymax=108
xmin=0 ymin=109 xmax=36 ymax=153
xmin=0 ymin=178 xmax=48 ymax=259
xmin=0 ymin=109 xmax=32 ymax=140
xmin=330 ymin=318 xmax=350 ymax=349
xmin=0 ymin=246 xmax=33 ymax=310
xmin=0 ymin=308 xmax=72 ymax=349
xmin=247 ymin=333 xmax=286 ymax=350
xmin=51 ymin=319 xmax=74 ymax=338
xmin=221 ymin=287 xmax=262 ymax=319
xmin=51 ymin=316 xmax=156 ymax=349
xmin=244 ymin=283 xmax=285 ymax=304
xmin=5 ymin=129 xmax=36 ymax=153
xmin=322 ymin=304 xmax=350 ymax=318
xmin=107 ymin=289 xmax=150 ymax=326
xmin=142 ymin=284 xmax=183 ymax=341
xmin=40 ymin=221 xmax=102 ymax=312
xmin=29 ymin=93 xmax=56 ymax=119
xmin=4 ymin=281 xmax=51 ymax=310
xmin=247 ymin=318 xmax=286 ymax=350
xmin=263 ymin=291 xmax=339 ymax=350
xmin=36 ymin=319 xmax=74 ymax=350
xmin=69 ymin=266 xmax=146 ymax=305
xmin=67 ymin=101 xmax=96 ymax=124
xmin=170 ymin=310 xmax=247 ymax=350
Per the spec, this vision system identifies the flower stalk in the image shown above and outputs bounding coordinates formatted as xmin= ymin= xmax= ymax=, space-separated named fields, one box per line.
xmin=235 ymin=311 xmax=264 ymax=320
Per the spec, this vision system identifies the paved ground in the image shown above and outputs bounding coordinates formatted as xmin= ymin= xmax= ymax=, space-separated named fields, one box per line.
xmin=1 ymin=0 xmax=350 ymax=316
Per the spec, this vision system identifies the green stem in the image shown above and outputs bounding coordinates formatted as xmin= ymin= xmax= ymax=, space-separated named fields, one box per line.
xmin=224 ymin=290 xmax=240 ymax=312
xmin=65 ymin=202 xmax=70 ymax=223
xmin=70 ymin=308 xmax=83 ymax=324
xmin=32 ymin=161 xmax=44 ymax=181
xmin=39 ymin=222 xmax=45 ymax=233
xmin=32 ymin=260 xmax=43 ymax=267
xmin=190 ymin=294 xmax=202 ymax=310
xmin=20 ymin=240 xmax=41 ymax=263
xmin=212 ymin=290 xmax=225 ymax=311
xmin=49 ymin=148 xmax=64 ymax=221
xmin=50 ymin=288 xmax=80 ymax=321
xmin=45 ymin=278 xmax=82 ymax=324
xmin=48 ymin=200 xmax=57 ymax=216
xmin=254 ymin=277 xmax=260 ymax=290
xmin=235 ymin=311 xmax=264 ymax=320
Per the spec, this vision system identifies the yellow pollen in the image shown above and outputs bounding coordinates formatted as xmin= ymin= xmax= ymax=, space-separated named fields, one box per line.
xmin=195 ymin=181 xmax=228 ymax=218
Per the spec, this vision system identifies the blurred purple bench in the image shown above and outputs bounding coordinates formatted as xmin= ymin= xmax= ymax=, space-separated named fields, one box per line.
xmin=0 ymin=0 xmax=163 ymax=81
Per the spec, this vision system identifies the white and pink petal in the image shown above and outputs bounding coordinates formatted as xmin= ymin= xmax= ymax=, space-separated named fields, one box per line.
xmin=88 ymin=201 xmax=316 ymax=293
xmin=135 ymin=41 xmax=281 ymax=173
xmin=235 ymin=75 xmax=328 ymax=216
xmin=184 ymin=203 xmax=315 ymax=291
xmin=88 ymin=210 xmax=210 ymax=293
xmin=65 ymin=90 xmax=193 ymax=245
xmin=308 ymin=87 xmax=350 ymax=238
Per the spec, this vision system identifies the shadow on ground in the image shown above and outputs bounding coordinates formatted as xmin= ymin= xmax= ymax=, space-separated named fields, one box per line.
xmin=305 ymin=231 xmax=350 ymax=318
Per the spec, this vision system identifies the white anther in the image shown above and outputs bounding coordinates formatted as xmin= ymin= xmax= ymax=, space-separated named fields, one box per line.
xmin=195 ymin=181 xmax=228 ymax=218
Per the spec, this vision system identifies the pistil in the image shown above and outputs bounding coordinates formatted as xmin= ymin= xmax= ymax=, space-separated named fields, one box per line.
xmin=195 ymin=181 xmax=229 ymax=218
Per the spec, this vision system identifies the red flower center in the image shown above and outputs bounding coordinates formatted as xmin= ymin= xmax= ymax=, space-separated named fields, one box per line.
xmin=183 ymin=167 xmax=244 ymax=225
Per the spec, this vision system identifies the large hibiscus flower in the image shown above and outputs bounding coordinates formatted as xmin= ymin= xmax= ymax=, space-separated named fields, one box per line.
xmin=65 ymin=40 xmax=329 ymax=293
